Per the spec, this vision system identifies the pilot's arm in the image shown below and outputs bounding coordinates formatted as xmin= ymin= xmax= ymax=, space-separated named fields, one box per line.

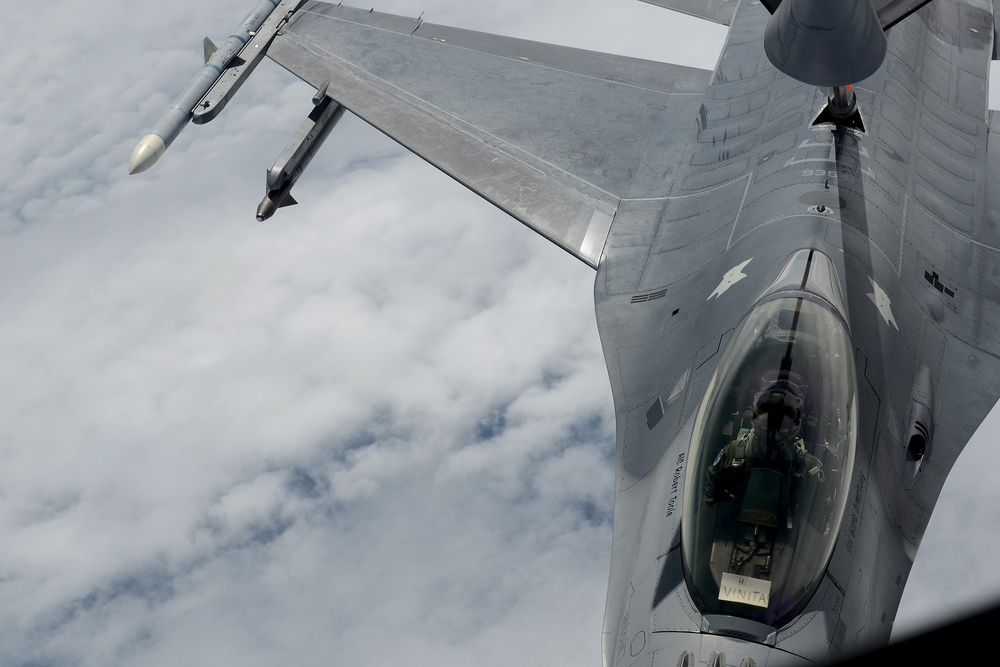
xmin=795 ymin=440 xmax=825 ymax=482
xmin=703 ymin=447 xmax=726 ymax=506
xmin=703 ymin=440 xmax=739 ymax=506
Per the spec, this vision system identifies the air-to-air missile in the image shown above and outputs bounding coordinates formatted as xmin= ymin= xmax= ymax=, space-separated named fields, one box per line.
xmin=256 ymin=82 xmax=344 ymax=221
xmin=128 ymin=0 xmax=306 ymax=175
xmin=129 ymin=0 xmax=344 ymax=221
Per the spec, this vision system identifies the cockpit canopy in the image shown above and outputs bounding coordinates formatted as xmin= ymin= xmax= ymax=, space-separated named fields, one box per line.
xmin=682 ymin=250 xmax=857 ymax=629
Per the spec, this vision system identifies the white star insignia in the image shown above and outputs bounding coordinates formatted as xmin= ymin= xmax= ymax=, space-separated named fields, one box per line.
xmin=868 ymin=277 xmax=898 ymax=330
xmin=708 ymin=258 xmax=753 ymax=300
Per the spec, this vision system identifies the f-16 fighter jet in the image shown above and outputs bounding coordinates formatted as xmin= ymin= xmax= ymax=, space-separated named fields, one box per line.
xmin=131 ymin=0 xmax=1000 ymax=663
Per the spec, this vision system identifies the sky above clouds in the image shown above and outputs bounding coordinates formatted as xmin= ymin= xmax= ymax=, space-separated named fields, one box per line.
xmin=2 ymin=0 xmax=1000 ymax=665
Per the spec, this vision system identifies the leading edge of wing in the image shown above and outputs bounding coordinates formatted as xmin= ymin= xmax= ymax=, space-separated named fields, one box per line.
xmin=267 ymin=2 xmax=712 ymax=268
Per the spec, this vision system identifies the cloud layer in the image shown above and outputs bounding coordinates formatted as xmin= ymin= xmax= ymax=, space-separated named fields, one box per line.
xmin=1 ymin=1 xmax=998 ymax=665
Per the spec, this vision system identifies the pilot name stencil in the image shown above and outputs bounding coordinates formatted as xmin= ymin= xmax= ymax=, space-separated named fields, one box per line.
xmin=666 ymin=452 xmax=685 ymax=518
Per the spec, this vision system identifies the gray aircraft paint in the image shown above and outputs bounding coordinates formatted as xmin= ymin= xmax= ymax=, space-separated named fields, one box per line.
xmin=594 ymin=1 xmax=1000 ymax=662
xmin=130 ymin=0 xmax=1000 ymax=664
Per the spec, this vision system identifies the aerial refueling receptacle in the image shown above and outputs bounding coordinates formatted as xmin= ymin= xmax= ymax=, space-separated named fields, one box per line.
xmin=257 ymin=84 xmax=345 ymax=221
xmin=762 ymin=0 xmax=886 ymax=88
xmin=128 ymin=0 xmax=306 ymax=175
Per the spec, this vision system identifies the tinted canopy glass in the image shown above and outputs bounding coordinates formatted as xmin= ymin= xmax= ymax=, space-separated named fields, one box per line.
xmin=682 ymin=288 xmax=857 ymax=628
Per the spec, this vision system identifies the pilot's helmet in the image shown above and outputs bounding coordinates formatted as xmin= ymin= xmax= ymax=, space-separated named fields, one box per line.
xmin=752 ymin=383 xmax=803 ymax=449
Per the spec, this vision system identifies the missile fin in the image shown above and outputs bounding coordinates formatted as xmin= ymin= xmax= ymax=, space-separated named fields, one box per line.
xmin=279 ymin=194 xmax=299 ymax=208
xmin=203 ymin=37 xmax=218 ymax=64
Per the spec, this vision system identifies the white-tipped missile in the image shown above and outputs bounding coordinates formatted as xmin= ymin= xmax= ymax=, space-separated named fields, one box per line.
xmin=257 ymin=90 xmax=344 ymax=221
xmin=129 ymin=0 xmax=293 ymax=175
xmin=128 ymin=134 xmax=167 ymax=175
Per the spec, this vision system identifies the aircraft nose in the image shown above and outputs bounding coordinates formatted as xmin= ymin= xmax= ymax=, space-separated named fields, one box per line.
xmin=128 ymin=134 xmax=166 ymax=175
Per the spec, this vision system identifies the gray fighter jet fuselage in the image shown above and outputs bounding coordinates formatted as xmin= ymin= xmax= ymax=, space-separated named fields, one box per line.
xmin=592 ymin=1 xmax=1000 ymax=663
xmin=130 ymin=0 xmax=1000 ymax=664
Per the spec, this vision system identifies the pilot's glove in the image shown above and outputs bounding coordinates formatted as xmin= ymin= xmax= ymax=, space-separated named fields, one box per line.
xmin=807 ymin=464 xmax=825 ymax=483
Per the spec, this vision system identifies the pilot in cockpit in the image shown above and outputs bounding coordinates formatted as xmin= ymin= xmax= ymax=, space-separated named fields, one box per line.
xmin=703 ymin=382 xmax=825 ymax=509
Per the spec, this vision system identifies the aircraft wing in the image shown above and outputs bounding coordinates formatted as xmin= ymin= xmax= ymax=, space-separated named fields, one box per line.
xmin=636 ymin=0 xmax=740 ymax=25
xmin=266 ymin=2 xmax=712 ymax=268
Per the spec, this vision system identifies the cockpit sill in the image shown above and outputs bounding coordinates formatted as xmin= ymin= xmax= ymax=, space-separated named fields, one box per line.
xmin=680 ymin=248 xmax=858 ymax=632
xmin=702 ymin=614 xmax=778 ymax=644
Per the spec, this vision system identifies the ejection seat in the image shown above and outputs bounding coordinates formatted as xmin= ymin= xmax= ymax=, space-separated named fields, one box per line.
xmin=730 ymin=466 xmax=786 ymax=577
